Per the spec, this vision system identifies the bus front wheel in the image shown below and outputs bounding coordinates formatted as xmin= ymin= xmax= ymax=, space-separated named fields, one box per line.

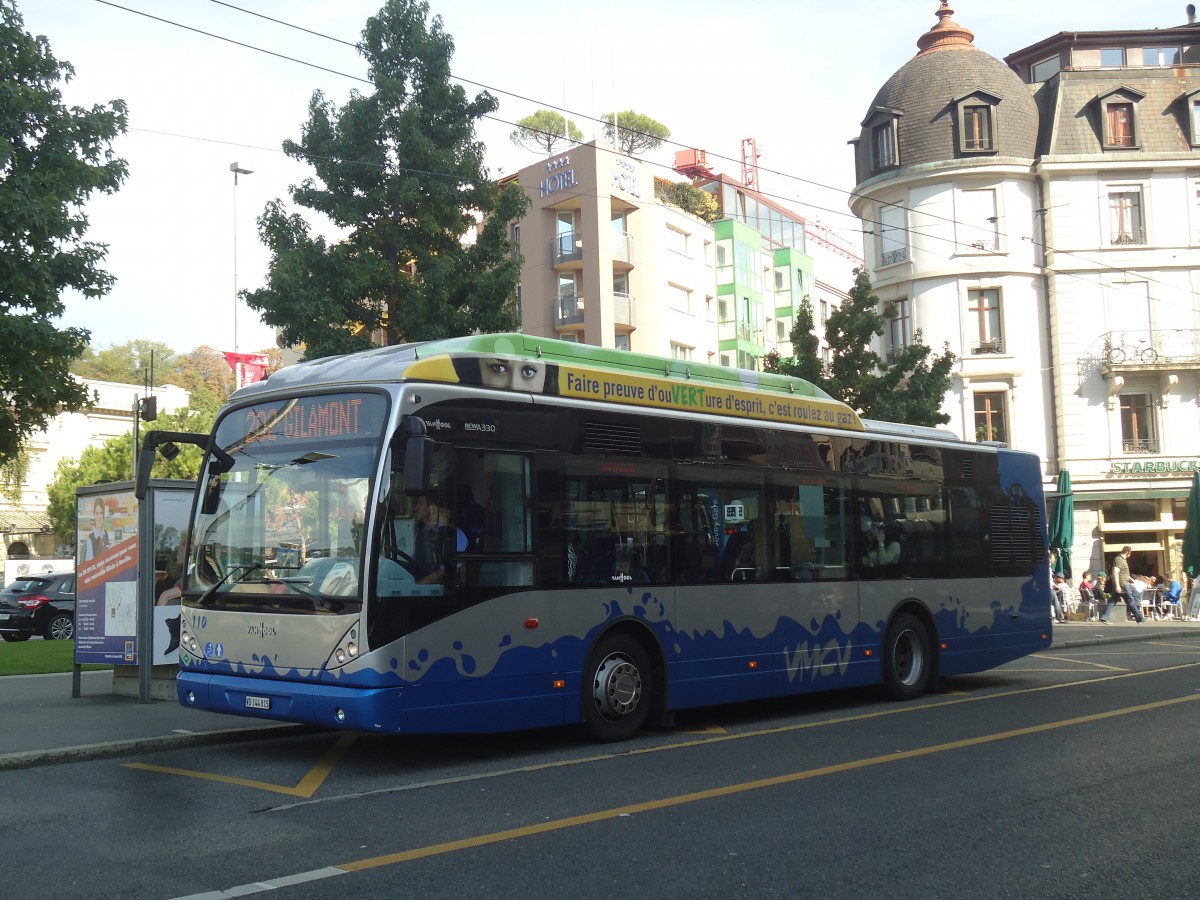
xmin=582 ymin=633 xmax=652 ymax=742
xmin=882 ymin=613 xmax=932 ymax=700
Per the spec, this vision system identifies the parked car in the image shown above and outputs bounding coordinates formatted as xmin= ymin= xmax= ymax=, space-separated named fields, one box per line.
xmin=0 ymin=572 xmax=76 ymax=641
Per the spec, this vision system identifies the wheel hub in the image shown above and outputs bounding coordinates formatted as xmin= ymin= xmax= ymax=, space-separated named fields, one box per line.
xmin=593 ymin=654 xmax=642 ymax=719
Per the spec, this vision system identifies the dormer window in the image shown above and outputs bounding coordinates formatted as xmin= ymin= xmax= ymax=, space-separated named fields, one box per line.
xmin=1096 ymin=86 xmax=1145 ymax=150
xmin=953 ymin=90 xmax=1000 ymax=156
xmin=1185 ymin=88 xmax=1200 ymax=147
xmin=862 ymin=106 xmax=903 ymax=173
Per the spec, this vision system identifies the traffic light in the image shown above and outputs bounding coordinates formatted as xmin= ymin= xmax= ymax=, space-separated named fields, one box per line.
xmin=140 ymin=396 xmax=157 ymax=421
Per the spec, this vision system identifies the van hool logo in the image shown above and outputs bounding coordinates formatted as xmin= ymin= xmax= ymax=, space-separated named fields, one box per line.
xmin=424 ymin=418 xmax=453 ymax=432
xmin=247 ymin=621 xmax=277 ymax=638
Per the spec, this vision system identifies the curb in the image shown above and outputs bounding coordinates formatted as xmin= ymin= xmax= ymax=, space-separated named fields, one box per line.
xmin=0 ymin=723 xmax=316 ymax=772
xmin=1050 ymin=626 xmax=1200 ymax=651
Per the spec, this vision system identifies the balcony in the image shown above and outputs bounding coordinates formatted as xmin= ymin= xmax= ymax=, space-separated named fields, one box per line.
xmin=551 ymin=232 xmax=583 ymax=268
xmin=613 ymin=292 xmax=636 ymax=331
xmin=971 ymin=337 xmax=1005 ymax=355
xmin=1122 ymin=438 xmax=1160 ymax=454
xmin=881 ymin=246 xmax=908 ymax=266
xmin=554 ymin=293 xmax=584 ymax=328
xmin=1100 ymin=330 xmax=1200 ymax=368
xmin=553 ymin=293 xmax=637 ymax=332
xmin=613 ymin=231 xmax=634 ymax=268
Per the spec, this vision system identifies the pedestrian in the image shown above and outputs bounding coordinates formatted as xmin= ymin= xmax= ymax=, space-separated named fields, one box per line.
xmin=1186 ymin=575 xmax=1200 ymax=621
xmin=1100 ymin=546 xmax=1143 ymax=623
xmin=1051 ymin=573 xmax=1069 ymax=624
xmin=1078 ymin=571 xmax=1096 ymax=621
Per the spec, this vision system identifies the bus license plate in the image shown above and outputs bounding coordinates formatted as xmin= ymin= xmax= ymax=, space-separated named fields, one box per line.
xmin=244 ymin=695 xmax=270 ymax=710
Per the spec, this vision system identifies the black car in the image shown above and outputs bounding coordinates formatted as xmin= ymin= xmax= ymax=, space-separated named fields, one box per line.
xmin=0 ymin=572 xmax=76 ymax=641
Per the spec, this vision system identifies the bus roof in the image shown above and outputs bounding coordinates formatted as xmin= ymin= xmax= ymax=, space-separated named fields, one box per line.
xmin=241 ymin=333 xmax=867 ymax=433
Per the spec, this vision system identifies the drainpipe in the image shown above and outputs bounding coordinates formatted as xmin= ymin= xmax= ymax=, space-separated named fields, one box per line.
xmin=1036 ymin=175 xmax=1062 ymax=475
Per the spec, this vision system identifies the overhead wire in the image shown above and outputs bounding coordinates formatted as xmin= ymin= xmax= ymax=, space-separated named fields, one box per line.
xmin=97 ymin=0 xmax=1200 ymax=318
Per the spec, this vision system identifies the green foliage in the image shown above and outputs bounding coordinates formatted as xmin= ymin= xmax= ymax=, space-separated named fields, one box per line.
xmin=601 ymin=110 xmax=670 ymax=156
xmin=45 ymin=402 xmax=216 ymax=544
xmin=764 ymin=268 xmax=955 ymax=427
xmin=244 ymin=0 xmax=530 ymax=360
xmin=0 ymin=3 xmax=128 ymax=468
xmin=510 ymin=109 xmax=583 ymax=156
xmin=0 ymin=446 xmax=31 ymax=502
xmin=70 ymin=339 xmax=178 ymax=385
xmin=654 ymin=180 xmax=720 ymax=223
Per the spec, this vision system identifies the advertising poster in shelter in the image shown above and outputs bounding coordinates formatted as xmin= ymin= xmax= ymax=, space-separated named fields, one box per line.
xmin=75 ymin=490 xmax=140 ymax=664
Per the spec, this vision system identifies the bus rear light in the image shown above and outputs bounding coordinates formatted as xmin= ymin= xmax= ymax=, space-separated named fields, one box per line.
xmin=940 ymin=642 xmax=949 ymax=651
xmin=525 ymin=618 xmax=539 ymax=629
xmin=864 ymin=649 xmax=873 ymax=657
xmin=552 ymin=679 xmax=566 ymax=689
xmin=747 ymin=660 xmax=758 ymax=669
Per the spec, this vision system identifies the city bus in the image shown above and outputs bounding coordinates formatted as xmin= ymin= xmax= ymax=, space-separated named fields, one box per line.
xmin=136 ymin=333 xmax=1051 ymax=742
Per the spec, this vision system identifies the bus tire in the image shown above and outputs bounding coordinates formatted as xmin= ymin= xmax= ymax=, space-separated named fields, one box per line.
xmin=882 ymin=613 xmax=931 ymax=700
xmin=582 ymin=633 xmax=652 ymax=742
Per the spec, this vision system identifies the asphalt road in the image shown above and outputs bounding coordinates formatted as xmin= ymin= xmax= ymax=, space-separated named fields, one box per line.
xmin=6 ymin=637 xmax=1200 ymax=900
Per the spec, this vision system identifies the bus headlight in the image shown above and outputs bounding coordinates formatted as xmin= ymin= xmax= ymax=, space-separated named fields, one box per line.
xmin=326 ymin=625 xmax=361 ymax=670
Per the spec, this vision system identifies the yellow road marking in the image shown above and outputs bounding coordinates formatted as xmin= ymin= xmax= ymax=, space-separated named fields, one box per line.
xmin=335 ymin=692 xmax=1200 ymax=871
xmin=124 ymin=734 xmax=357 ymax=797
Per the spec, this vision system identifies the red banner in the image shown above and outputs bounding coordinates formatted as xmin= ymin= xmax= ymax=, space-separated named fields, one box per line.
xmin=223 ymin=351 xmax=269 ymax=385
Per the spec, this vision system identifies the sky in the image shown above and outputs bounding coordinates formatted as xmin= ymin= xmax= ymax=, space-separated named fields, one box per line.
xmin=16 ymin=0 xmax=1198 ymax=356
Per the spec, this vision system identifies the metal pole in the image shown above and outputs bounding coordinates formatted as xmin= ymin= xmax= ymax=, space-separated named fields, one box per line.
xmin=230 ymin=163 xmax=253 ymax=356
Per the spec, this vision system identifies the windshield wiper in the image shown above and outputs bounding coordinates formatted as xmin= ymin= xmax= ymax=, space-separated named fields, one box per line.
xmin=265 ymin=577 xmax=345 ymax=613
xmin=196 ymin=563 xmax=265 ymax=607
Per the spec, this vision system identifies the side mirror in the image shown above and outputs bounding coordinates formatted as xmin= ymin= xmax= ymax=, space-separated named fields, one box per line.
xmin=400 ymin=416 xmax=432 ymax=496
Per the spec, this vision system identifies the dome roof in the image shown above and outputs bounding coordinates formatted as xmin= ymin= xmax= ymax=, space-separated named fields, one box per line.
xmin=854 ymin=3 xmax=1038 ymax=183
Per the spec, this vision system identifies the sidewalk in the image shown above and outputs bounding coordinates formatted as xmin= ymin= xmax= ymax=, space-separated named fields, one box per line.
xmin=0 ymin=669 xmax=309 ymax=771
xmin=2 ymin=620 xmax=1198 ymax=771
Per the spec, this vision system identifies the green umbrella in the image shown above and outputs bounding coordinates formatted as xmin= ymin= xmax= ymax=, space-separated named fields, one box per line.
xmin=1183 ymin=470 xmax=1200 ymax=578
xmin=1047 ymin=470 xmax=1073 ymax=579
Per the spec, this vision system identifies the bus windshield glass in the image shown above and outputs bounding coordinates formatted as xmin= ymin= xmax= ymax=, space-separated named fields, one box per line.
xmin=183 ymin=392 xmax=388 ymax=613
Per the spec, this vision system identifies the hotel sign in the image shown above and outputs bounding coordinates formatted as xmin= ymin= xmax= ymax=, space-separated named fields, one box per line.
xmin=540 ymin=155 xmax=576 ymax=197
xmin=612 ymin=156 xmax=641 ymax=198
xmin=1110 ymin=458 xmax=1200 ymax=475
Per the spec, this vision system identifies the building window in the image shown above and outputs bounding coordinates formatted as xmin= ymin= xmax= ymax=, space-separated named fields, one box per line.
xmin=957 ymin=188 xmax=999 ymax=252
xmin=1108 ymin=188 xmax=1145 ymax=245
xmin=1100 ymin=48 xmax=1126 ymax=67
xmin=1031 ymin=55 xmax=1060 ymax=82
xmin=888 ymin=299 xmax=911 ymax=354
xmin=968 ymin=289 xmax=1003 ymax=352
xmin=615 ymin=333 xmax=631 ymax=351
xmin=1119 ymin=394 xmax=1158 ymax=453
xmin=878 ymin=203 xmax=907 ymax=266
xmin=963 ymin=105 xmax=992 ymax=150
xmin=1106 ymin=102 xmax=1134 ymax=147
xmin=1187 ymin=91 xmax=1200 ymax=147
xmin=974 ymin=392 xmax=1008 ymax=443
xmin=1143 ymin=46 xmax=1182 ymax=67
xmin=670 ymin=342 xmax=693 ymax=361
xmin=1098 ymin=88 xmax=1144 ymax=149
xmin=872 ymin=120 xmax=898 ymax=170
xmin=666 ymin=226 xmax=688 ymax=255
xmin=667 ymin=283 xmax=692 ymax=314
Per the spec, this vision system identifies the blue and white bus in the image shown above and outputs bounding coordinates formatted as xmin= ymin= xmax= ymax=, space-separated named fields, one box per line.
xmin=138 ymin=334 xmax=1051 ymax=742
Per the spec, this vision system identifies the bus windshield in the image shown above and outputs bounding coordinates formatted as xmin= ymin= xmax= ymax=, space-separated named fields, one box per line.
xmin=183 ymin=392 xmax=388 ymax=613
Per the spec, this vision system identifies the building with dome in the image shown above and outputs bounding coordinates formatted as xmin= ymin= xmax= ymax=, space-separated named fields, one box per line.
xmin=850 ymin=2 xmax=1200 ymax=582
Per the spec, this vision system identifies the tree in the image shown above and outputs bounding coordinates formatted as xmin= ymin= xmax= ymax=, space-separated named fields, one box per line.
xmin=245 ymin=0 xmax=529 ymax=360
xmin=601 ymin=110 xmax=670 ymax=156
xmin=510 ymin=109 xmax=582 ymax=156
xmin=764 ymin=268 xmax=955 ymax=426
xmin=654 ymin=180 xmax=719 ymax=223
xmin=46 ymin=402 xmax=216 ymax=544
xmin=71 ymin=340 xmax=178 ymax=385
xmin=0 ymin=2 xmax=128 ymax=468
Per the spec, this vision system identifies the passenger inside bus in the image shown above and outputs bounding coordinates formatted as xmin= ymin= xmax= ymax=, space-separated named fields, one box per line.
xmin=720 ymin=519 xmax=759 ymax=581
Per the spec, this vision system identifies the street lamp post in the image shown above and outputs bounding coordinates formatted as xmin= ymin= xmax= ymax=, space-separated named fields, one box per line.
xmin=230 ymin=162 xmax=253 ymax=358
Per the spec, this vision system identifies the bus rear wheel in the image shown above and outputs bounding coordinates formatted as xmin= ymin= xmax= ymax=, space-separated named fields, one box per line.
xmin=582 ymin=633 xmax=652 ymax=742
xmin=882 ymin=613 xmax=932 ymax=700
